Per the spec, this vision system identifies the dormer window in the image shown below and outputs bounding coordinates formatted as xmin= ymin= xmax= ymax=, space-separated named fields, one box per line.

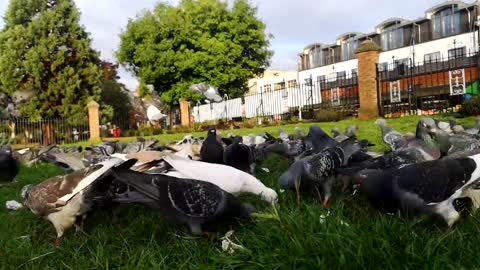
xmin=381 ymin=22 xmax=404 ymax=51
xmin=431 ymin=5 xmax=461 ymax=39
xmin=310 ymin=45 xmax=324 ymax=67
xmin=341 ymin=38 xmax=358 ymax=61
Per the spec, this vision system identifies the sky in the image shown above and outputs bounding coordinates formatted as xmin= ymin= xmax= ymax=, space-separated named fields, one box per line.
xmin=0 ymin=0 xmax=465 ymax=91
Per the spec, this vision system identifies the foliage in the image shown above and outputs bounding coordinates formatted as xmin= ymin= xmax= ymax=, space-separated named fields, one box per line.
xmin=459 ymin=96 xmax=480 ymax=117
xmin=117 ymin=0 xmax=273 ymax=107
xmin=137 ymin=81 xmax=152 ymax=99
xmin=98 ymin=61 xmax=132 ymax=123
xmin=314 ymin=108 xmax=347 ymax=122
xmin=0 ymin=0 xmax=102 ymax=124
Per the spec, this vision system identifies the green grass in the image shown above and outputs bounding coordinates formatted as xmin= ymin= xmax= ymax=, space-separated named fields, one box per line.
xmin=2 ymin=116 xmax=480 ymax=269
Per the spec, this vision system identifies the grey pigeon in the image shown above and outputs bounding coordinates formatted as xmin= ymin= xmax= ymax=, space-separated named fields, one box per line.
xmin=304 ymin=125 xmax=338 ymax=153
xmin=110 ymin=167 xmax=256 ymax=234
xmin=279 ymin=137 xmax=367 ymax=208
xmin=359 ymin=153 xmax=480 ymax=227
xmin=375 ymin=119 xmax=404 ymax=151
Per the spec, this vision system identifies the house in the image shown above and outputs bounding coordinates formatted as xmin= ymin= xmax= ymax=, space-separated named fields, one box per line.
xmin=298 ymin=1 xmax=480 ymax=85
xmin=247 ymin=70 xmax=298 ymax=94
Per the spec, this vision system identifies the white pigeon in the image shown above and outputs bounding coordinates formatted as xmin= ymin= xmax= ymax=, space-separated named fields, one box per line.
xmin=146 ymin=105 xmax=167 ymax=122
xmin=159 ymin=155 xmax=278 ymax=203
xmin=174 ymin=135 xmax=195 ymax=159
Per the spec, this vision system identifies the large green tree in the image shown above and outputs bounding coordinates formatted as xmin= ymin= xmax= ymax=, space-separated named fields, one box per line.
xmin=117 ymin=0 xmax=273 ymax=107
xmin=98 ymin=61 xmax=132 ymax=123
xmin=0 ymin=0 xmax=102 ymax=123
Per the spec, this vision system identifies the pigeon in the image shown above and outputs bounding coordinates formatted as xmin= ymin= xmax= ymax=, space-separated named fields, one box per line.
xmin=332 ymin=125 xmax=358 ymax=143
xmin=156 ymin=155 xmax=278 ymax=203
xmin=304 ymin=125 xmax=338 ymax=153
xmin=375 ymin=119 xmax=404 ymax=151
xmin=427 ymin=125 xmax=480 ymax=156
xmin=279 ymin=137 xmax=367 ymax=207
xmin=434 ymin=119 xmax=452 ymax=133
xmin=359 ymin=153 xmax=480 ymax=227
xmin=278 ymin=128 xmax=290 ymax=142
xmin=40 ymin=151 xmax=86 ymax=172
xmin=0 ymin=145 xmax=19 ymax=182
xmin=146 ymin=104 xmax=167 ymax=122
xmin=223 ymin=136 xmax=254 ymax=174
xmin=200 ymin=128 xmax=225 ymax=164
xmin=110 ymin=167 xmax=256 ymax=234
xmin=190 ymin=83 xmax=223 ymax=102
xmin=22 ymin=158 xmax=125 ymax=246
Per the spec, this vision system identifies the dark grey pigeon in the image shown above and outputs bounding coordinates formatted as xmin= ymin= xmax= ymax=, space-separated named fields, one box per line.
xmin=427 ymin=125 xmax=480 ymax=156
xmin=200 ymin=128 xmax=224 ymax=164
xmin=110 ymin=167 xmax=256 ymax=234
xmin=359 ymin=154 xmax=480 ymax=227
xmin=223 ymin=136 xmax=254 ymax=174
xmin=0 ymin=145 xmax=19 ymax=183
xmin=304 ymin=125 xmax=338 ymax=153
xmin=279 ymin=137 xmax=367 ymax=208
xmin=375 ymin=119 xmax=403 ymax=151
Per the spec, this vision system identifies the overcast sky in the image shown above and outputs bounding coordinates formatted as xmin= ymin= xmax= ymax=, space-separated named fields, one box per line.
xmin=0 ymin=0 xmax=467 ymax=90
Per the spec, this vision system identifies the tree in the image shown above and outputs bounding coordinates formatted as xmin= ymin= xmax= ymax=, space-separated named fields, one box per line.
xmin=117 ymin=0 xmax=273 ymax=107
xmin=98 ymin=61 xmax=131 ymax=122
xmin=0 ymin=0 xmax=102 ymax=123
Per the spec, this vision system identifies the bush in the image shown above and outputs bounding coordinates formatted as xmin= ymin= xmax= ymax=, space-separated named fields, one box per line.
xmin=459 ymin=96 xmax=480 ymax=117
xmin=314 ymin=108 xmax=345 ymax=122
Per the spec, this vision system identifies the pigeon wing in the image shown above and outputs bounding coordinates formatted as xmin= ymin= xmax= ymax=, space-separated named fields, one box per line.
xmin=167 ymin=179 xmax=225 ymax=218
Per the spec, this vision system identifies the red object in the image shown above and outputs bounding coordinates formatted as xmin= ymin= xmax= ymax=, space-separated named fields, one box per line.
xmin=113 ymin=128 xmax=122 ymax=137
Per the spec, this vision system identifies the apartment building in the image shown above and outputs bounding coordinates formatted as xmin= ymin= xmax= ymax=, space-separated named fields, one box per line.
xmin=298 ymin=1 xmax=480 ymax=84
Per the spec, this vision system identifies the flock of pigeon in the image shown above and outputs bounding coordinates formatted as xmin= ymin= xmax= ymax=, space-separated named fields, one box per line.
xmin=2 ymin=117 xmax=480 ymax=247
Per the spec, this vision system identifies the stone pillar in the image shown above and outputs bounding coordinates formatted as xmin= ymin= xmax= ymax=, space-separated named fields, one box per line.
xmin=86 ymin=100 xmax=100 ymax=141
xmin=179 ymin=98 xmax=191 ymax=127
xmin=355 ymin=40 xmax=382 ymax=120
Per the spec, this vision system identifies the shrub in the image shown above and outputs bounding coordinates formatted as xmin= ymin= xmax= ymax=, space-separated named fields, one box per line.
xmin=314 ymin=108 xmax=345 ymax=122
xmin=459 ymin=96 xmax=480 ymax=117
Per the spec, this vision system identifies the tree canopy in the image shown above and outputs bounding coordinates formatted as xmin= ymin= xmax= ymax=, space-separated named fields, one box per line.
xmin=98 ymin=61 xmax=132 ymax=123
xmin=117 ymin=0 xmax=273 ymax=107
xmin=0 ymin=0 xmax=102 ymax=123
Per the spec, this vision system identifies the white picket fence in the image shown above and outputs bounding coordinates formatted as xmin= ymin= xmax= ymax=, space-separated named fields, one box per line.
xmin=192 ymin=85 xmax=323 ymax=123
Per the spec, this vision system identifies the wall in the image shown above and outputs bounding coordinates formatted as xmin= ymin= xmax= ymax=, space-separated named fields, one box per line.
xmin=248 ymin=70 xmax=297 ymax=94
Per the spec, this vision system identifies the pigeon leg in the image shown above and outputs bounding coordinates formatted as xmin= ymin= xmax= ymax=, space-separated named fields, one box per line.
xmin=54 ymin=237 xmax=62 ymax=248
xmin=322 ymin=177 xmax=334 ymax=209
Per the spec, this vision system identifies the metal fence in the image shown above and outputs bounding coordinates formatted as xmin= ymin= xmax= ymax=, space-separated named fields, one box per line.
xmin=377 ymin=52 xmax=479 ymax=117
xmin=0 ymin=117 xmax=90 ymax=146
xmin=192 ymin=74 xmax=359 ymax=123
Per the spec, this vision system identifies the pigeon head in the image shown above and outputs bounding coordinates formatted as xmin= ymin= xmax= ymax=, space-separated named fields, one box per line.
xmin=259 ymin=188 xmax=278 ymax=204
xmin=308 ymin=125 xmax=326 ymax=136
xmin=374 ymin=118 xmax=386 ymax=126
xmin=279 ymin=160 xmax=304 ymax=190
xmin=208 ymin=128 xmax=217 ymax=135
xmin=21 ymin=184 xmax=33 ymax=200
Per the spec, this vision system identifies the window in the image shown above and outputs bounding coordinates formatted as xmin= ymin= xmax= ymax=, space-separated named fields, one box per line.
xmin=424 ymin=52 xmax=441 ymax=62
xmin=431 ymin=6 xmax=461 ymax=39
xmin=317 ymin=75 xmax=326 ymax=83
xmin=395 ymin=58 xmax=410 ymax=66
xmin=351 ymin=69 xmax=358 ymax=76
xmin=311 ymin=46 xmax=324 ymax=67
xmin=263 ymin=84 xmax=271 ymax=92
xmin=381 ymin=23 xmax=404 ymax=50
xmin=448 ymin=46 xmax=466 ymax=59
xmin=287 ymin=80 xmax=297 ymax=89
xmin=336 ymin=71 xmax=346 ymax=79
xmin=341 ymin=38 xmax=358 ymax=61
xmin=274 ymin=82 xmax=285 ymax=91
xmin=378 ymin=62 xmax=388 ymax=72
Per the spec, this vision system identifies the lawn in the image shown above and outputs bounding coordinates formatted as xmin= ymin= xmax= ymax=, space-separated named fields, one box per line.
xmin=2 ymin=115 xmax=480 ymax=269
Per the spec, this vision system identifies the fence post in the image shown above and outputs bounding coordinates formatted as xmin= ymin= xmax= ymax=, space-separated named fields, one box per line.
xmin=355 ymin=40 xmax=382 ymax=120
xmin=86 ymin=100 xmax=100 ymax=142
xmin=179 ymin=98 xmax=191 ymax=127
